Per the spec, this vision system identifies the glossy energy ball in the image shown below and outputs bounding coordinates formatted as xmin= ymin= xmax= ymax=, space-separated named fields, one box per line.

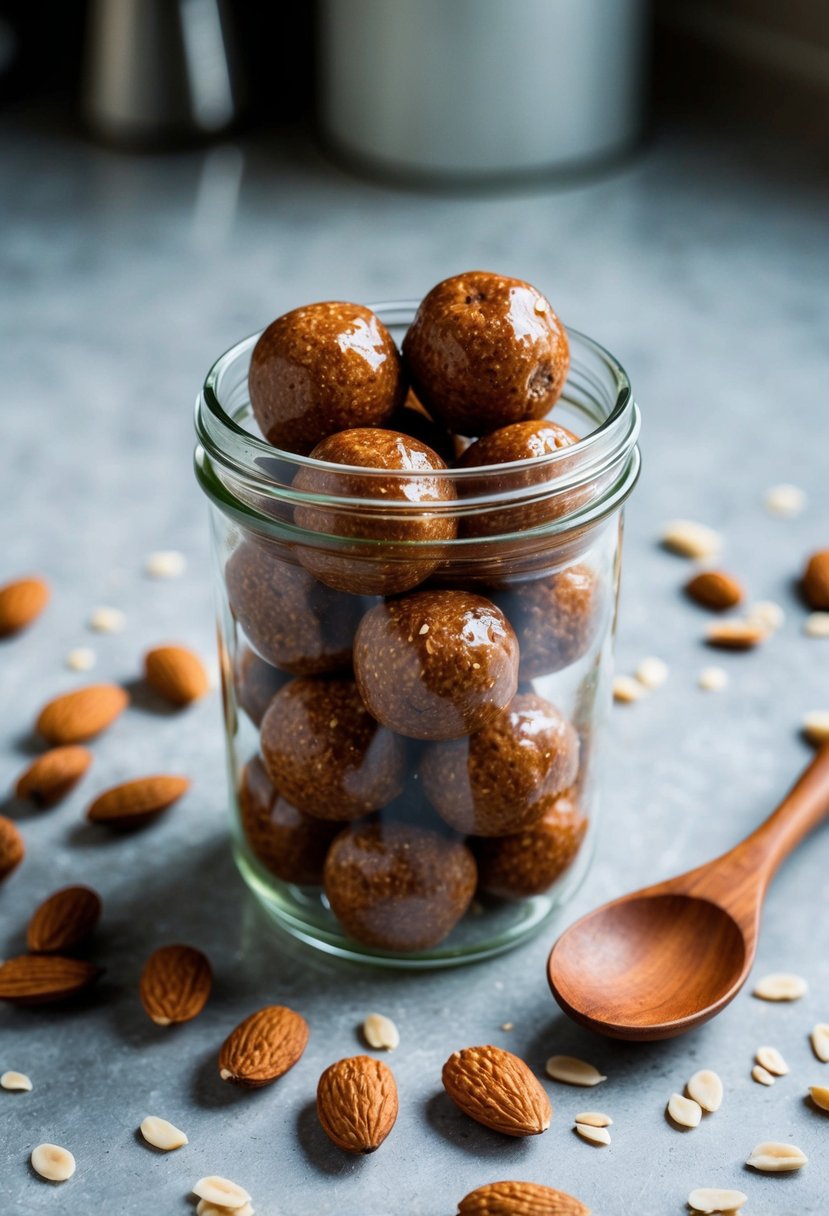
xmin=249 ymin=301 xmax=405 ymax=455
xmin=354 ymin=589 xmax=519 ymax=741
xmin=234 ymin=647 xmax=288 ymax=727
xmin=402 ymin=271 xmax=569 ymax=435
xmin=474 ymin=787 xmax=588 ymax=898
xmin=494 ymin=565 xmax=602 ymax=679
xmin=238 ymin=756 xmax=339 ymax=885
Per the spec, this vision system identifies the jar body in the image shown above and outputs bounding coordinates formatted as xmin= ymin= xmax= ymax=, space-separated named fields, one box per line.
xmin=196 ymin=309 xmax=639 ymax=966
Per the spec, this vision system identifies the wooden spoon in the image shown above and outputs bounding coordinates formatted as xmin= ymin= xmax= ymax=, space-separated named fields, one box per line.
xmin=548 ymin=745 xmax=829 ymax=1040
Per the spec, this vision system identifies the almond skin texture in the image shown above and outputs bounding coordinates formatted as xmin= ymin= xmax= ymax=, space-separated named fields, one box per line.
xmin=685 ymin=570 xmax=743 ymax=611
xmin=0 ymin=816 xmax=25 ymax=881
xmin=87 ymin=775 xmax=190 ymax=828
xmin=218 ymin=1005 xmax=309 ymax=1087
xmin=36 ymin=684 xmax=129 ymax=744
xmin=442 ymin=1046 xmax=552 ymax=1137
xmin=803 ymin=549 xmax=829 ymax=610
xmin=0 ymin=576 xmax=49 ymax=636
xmin=0 ymin=954 xmax=102 ymax=1004
xmin=458 ymin=1180 xmax=590 ymax=1215
xmin=15 ymin=746 xmax=93 ymax=807
xmin=317 ymin=1055 xmax=399 ymax=1153
xmin=139 ymin=944 xmax=212 ymax=1025
xmin=27 ymin=885 xmax=102 ymax=953
xmin=145 ymin=645 xmax=210 ymax=706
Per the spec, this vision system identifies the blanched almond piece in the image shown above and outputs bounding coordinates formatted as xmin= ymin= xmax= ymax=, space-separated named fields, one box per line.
xmin=88 ymin=606 xmax=126 ymax=633
xmin=612 ymin=675 xmax=644 ymax=704
xmin=545 ymin=1055 xmax=606 ymax=1087
xmin=746 ymin=1141 xmax=807 ymax=1172
xmin=197 ymin=1202 xmax=254 ymax=1216
xmin=192 ymin=1176 xmax=251 ymax=1209
xmin=1 ymin=1070 xmax=32 ymax=1091
xmin=753 ymin=972 xmax=807 ymax=1001
xmin=811 ymin=1023 xmax=829 ymax=1062
xmin=752 ymin=1065 xmax=775 ymax=1086
xmin=685 ymin=1069 xmax=722 ymax=1113
xmin=140 ymin=1115 xmax=188 ymax=1150
xmin=661 ymin=520 xmax=722 ymax=559
xmin=698 ymin=666 xmax=728 ymax=692
xmin=803 ymin=711 xmax=829 ymax=745
xmin=764 ymin=483 xmax=805 ymax=517
xmin=746 ymin=600 xmax=785 ymax=631
xmin=146 ymin=550 xmax=187 ymax=578
xmin=688 ymin=1187 xmax=747 ymax=1214
xmin=31 ymin=1143 xmax=75 ymax=1181
xmin=804 ymin=612 xmax=829 ymax=638
xmin=362 ymin=1012 xmax=399 ymax=1050
xmin=809 ymin=1085 xmax=829 ymax=1111
xmin=756 ymin=1046 xmax=789 ymax=1076
xmin=574 ymin=1122 xmax=610 ymax=1145
xmin=667 ymin=1093 xmax=701 ymax=1128
xmin=573 ymin=1111 xmax=612 ymax=1127
xmin=635 ymin=657 xmax=669 ymax=688
xmin=705 ymin=620 xmax=767 ymax=649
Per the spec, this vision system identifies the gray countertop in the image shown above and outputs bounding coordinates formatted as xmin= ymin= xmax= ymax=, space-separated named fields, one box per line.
xmin=1 ymin=113 xmax=828 ymax=1216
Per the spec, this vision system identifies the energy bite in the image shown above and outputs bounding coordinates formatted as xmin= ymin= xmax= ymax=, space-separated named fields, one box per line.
xmin=249 ymin=301 xmax=405 ymax=454
xmin=494 ymin=565 xmax=602 ymax=679
xmin=475 ymin=787 xmax=588 ymax=898
xmin=234 ymin=646 xmax=288 ymax=726
xmin=402 ymin=270 xmax=570 ymax=435
xmin=354 ymin=589 xmax=519 ymax=741
xmin=260 ymin=677 xmax=405 ymax=820
xmin=324 ymin=821 xmax=477 ymax=951
xmin=239 ymin=756 xmax=339 ymax=885
xmin=226 ymin=542 xmax=363 ymax=675
xmin=419 ymin=693 xmax=579 ymax=836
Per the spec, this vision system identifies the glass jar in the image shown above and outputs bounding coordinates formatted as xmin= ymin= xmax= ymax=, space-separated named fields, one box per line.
xmin=194 ymin=303 xmax=640 ymax=967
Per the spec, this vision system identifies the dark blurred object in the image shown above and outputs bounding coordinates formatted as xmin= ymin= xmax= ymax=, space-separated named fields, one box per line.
xmin=0 ymin=1 xmax=86 ymax=105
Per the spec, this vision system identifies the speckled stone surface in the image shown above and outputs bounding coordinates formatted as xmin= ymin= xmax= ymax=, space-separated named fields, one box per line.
xmin=1 ymin=113 xmax=828 ymax=1215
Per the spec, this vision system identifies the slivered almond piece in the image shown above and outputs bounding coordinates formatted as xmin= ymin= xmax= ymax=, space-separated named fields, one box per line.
xmin=31 ymin=1143 xmax=75 ymax=1182
xmin=746 ymin=1141 xmax=807 ymax=1172
xmin=1 ymin=1070 xmax=32 ymax=1091
xmin=804 ymin=612 xmax=829 ymax=638
xmin=612 ymin=675 xmax=643 ymax=704
xmin=809 ymin=1085 xmax=829 ymax=1111
xmin=686 ymin=1070 xmax=723 ymax=1113
xmin=317 ymin=1055 xmax=398 ymax=1153
xmin=545 ymin=1055 xmax=606 ymax=1087
xmin=810 ymin=1023 xmax=829 ymax=1062
xmin=140 ymin=1115 xmax=188 ymax=1150
xmin=0 ymin=955 xmax=102 ymax=1004
xmin=746 ymin=600 xmax=785 ymax=631
xmin=752 ymin=1065 xmax=775 ymax=1086
xmin=803 ymin=711 xmax=829 ymax=745
xmin=688 ymin=1187 xmax=747 ymax=1214
xmin=27 ymin=885 xmax=101 ymax=953
xmin=146 ymin=550 xmax=187 ymax=579
xmin=698 ymin=666 xmax=728 ymax=692
xmin=88 ymin=606 xmax=125 ymax=634
xmin=574 ymin=1111 xmax=611 ymax=1127
xmin=362 ymin=1012 xmax=399 ymax=1050
xmin=667 ymin=1093 xmax=701 ymax=1128
xmin=197 ymin=1202 xmax=254 ymax=1216
xmin=0 ymin=816 xmax=25 ymax=881
xmin=145 ymin=645 xmax=210 ymax=706
xmin=15 ymin=746 xmax=92 ymax=807
xmin=756 ymin=1046 xmax=789 ymax=1076
xmin=661 ymin=520 xmax=722 ymax=559
xmin=0 ymin=576 xmax=49 ymax=636
xmin=139 ymin=944 xmax=211 ymax=1025
xmin=219 ymin=1005 xmax=309 ymax=1087
xmin=705 ymin=620 xmax=767 ymax=649
xmin=36 ymin=684 xmax=128 ymax=744
xmin=66 ymin=647 xmax=96 ymax=671
xmin=685 ymin=570 xmax=743 ymax=611
xmin=457 ymin=1180 xmax=590 ymax=1216
xmin=764 ymin=483 xmax=805 ymax=517
xmin=635 ymin=657 xmax=669 ymax=689
xmin=87 ymin=774 xmax=189 ymax=827
xmin=575 ymin=1122 xmax=610 ymax=1146
xmin=443 ymin=1046 xmax=551 ymax=1136
xmin=753 ymin=972 xmax=807 ymax=1001
xmin=192 ymin=1177 xmax=251 ymax=1210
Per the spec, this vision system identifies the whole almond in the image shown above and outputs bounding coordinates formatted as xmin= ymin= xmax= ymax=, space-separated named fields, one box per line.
xmin=0 ymin=576 xmax=49 ymax=636
xmin=27 ymin=885 xmax=102 ymax=953
xmin=0 ymin=954 xmax=103 ymax=1004
xmin=457 ymin=1180 xmax=590 ymax=1215
xmin=685 ymin=570 xmax=743 ymax=611
xmin=15 ymin=746 xmax=93 ymax=807
xmin=803 ymin=550 xmax=829 ymax=610
xmin=0 ymin=816 xmax=25 ymax=881
xmin=87 ymin=775 xmax=190 ymax=828
xmin=317 ymin=1055 xmax=398 ymax=1153
xmin=218 ymin=1004 xmax=309 ymax=1087
xmin=36 ymin=684 xmax=129 ymax=745
xmin=442 ymin=1046 xmax=552 ymax=1137
xmin=145 ymin=645 xmax=210 ymax=706
xmin=139 ymin=944 xmax=212 ymax=1025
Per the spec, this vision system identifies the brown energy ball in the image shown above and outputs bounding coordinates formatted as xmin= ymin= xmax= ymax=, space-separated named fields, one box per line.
xmin=238 ymin=755 xmax=339 ymax=885
xmin=324 ymin=821 xmax=477 ymax=951
xmin=249 ymin=302 xmax=405 ymax=454
xmin=225 ymin=541 xmax=363 ymax=675
xmin=419 ymin=693 xmax=579 ymax=836
xmin=402 ymin=271 xmax=569 ymax=435
xmin=234 ymin=647 xmax=288 ymax=726
xmin=354 ymin=590 xmax=519 ymax=741
xmin=494 ymin=565 xmax=602 ymax=679
xmin=387 ymin=391 xmax=456 ymax=465
xmin=293 ymin=429 xmax=457 ymax=596
xmin=475 ymin=787 xmax=588 ymax=899
xmin=260 ymin=676 xmax=405 ymax=820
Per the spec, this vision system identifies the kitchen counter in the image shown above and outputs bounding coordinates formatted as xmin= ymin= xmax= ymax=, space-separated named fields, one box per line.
xmin=1 ymin=111 xmax=828 ymax=1215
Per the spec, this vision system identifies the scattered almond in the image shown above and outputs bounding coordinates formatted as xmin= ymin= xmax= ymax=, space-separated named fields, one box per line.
xmin=685 ymin=570 xmax=743 ymax=611
xmin=66 ymin=647 xmax=96 ymax=671
xmin=457 ymin=1180 xmax=590 ymax=1216
xmin=809 ymin=1084 xmax=829 ymax=1112
xmin=0 ymin=815 xmax=25 ymax=881
xmin=15 ymin=746 xmax=92 ymax=806
xmin=87 ymin=774 xmax=189 ymax=827
xmin=145 ymin=645 xmax=210 ymax=706
xmin=698 ymin=665 xmax=728 ymax=692
xmin=661 ymin=520 xmax=722 ymax=560
xmin=139 ymin=944 xmax=212 ymax=1025
xmin=752 ymin=1065 xmax=775 ymax=1086
xmin=810 ymin=1022 xmax=829 ymax=1062
xmin=705 ymin=620 xmax=767 ymax=649
xmin=0 ymin=576 xmax=49 ymax=636
xmin=753 ymin=972 xmax=807 ymax=1001
xmin=764 ymin=483 xmax=805 ymax=517
xmin=362 ymin=1012 xmax=399 ymax=1050
xmin=803 ymin=711 xmax=829 ymax=745
xmin=27 ymin=885 xmax=102 ymax=953
xmin=1 ymin=1070 xmax=32 ymax=1091
xmin=140 ymin=1115 xmax=188 ymax=1151
xmin=218 ymin=1004 xmax=309 ymax=1086
xmin=802 ymin=549 xmax=829 ymax=610
xmin=746 ymin=600 xmax=785 ymax=631
xmin=88 ymin=606 xmax=126 ymax=633
xmin=635 ymin=656 xmax=669 ymax=689
xmin=804 ymin=612 xmax=829 ymax=638
xmin=574 ymin=1111 xmax=611 ymax=1127
xmin=146 ymin=550 xmax=187 ymax=578
xmin=31 ymin=1143 xmax=75 ymax=1182
xmin=545 ymin=1055 xmax=606 ymax=1087
xmin=36 ymin=683 xmax=128 ymax=745
xmin=197 ymin=1202 xmax=254 ymax=1216
xmin=667 ymin=1092 xmax=701 ymax=1128
xmin=688 ymin=1187 xmax=747 ymax=1214
xmin=0 ymin=954 xmax=103 ymax=1004
xmin=612 ymin=675 xmax=643 ymax=703
xmin=192 ymin=1177 xmax=251 ymax=1210
xmin=756 ymin=1045 xmax=789 ymax=1076
xmin=575 ymin=1122 xmax=610 ymax=1146
xmin=442 ymin=1045 xmax=551 ymax=1137
xmin=317 ymin=1054 xmax=398 ymax=1153
xmin=686 ymin=1069 xmax=723 ymax=1113
xmin=746 ymin=1141 xmax=807 ymax=1172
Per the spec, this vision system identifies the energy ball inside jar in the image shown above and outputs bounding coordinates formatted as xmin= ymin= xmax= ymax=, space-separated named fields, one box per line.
xmin=354 ymin=590 xmax=519 ymax=741
xmin=420 ymin=693 xmax=579 ymax=836
xmin=260 ymin=677 xmax=405 ymax=820
xmin=495 ymin=565 xmax=602 ymax=679
xmin=249 ymin=302 xmax=405 ymax=455
xmin=234 ymin=647 xmax=288 ymax=726
xmin=226 ymin=542 xmax=363 ymax=675
xmin=475 ymin=787 xmax=588 ymax=898
xmin=239 ymin=756 xmax=339 ymax=885
xmin=324 ymin=821 xmax=477 ymax=951
xmin=293 ymin=429 xmax=457 ymax=596
xmin=402 ymin=270 xmax=570 ymax=435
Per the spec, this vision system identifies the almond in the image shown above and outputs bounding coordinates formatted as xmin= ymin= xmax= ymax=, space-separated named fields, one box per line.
xmin=139 ymin=944 xmax=212 ymax=1025
xmin=87 ymin=775 xmax=190 ymax=827
xmin=442 ymin=1045 xmax=551 ymax=1137
xmin=0 ymin=815 xmax=25 ymax=881
xmin=0 ymin=954 xmax=103 ymax=1004
xmin=27 ymin=885 xmax=102 ymax=953
xmin=36 ymin=684 xmax=129 ymax=745
xmin=317 ymin=1054 xmax=398 ymax=1153
xmin=705 ymin=620 xmax=767 ymax=649
xmin=145 ymin=645 xmax=210 ymax=707
xmin=457 ymin=1180 xmax=590 ymax=1215
xmin=218 ymin=1004 xmax=309 ymax=1087
xmin=15 ymin=746 xmax=93 ymax=807
xmin=803 ymin=549 xmax=829 ymax=610
xmin=0 ymin=576 xmax=49 ymax=636
xmin=685 ymin=570 xmax=743 ymax=611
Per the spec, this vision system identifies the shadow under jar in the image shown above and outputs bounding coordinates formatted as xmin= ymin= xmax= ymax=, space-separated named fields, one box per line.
xmin=194 ymin=303 xmax=640 ymax=967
